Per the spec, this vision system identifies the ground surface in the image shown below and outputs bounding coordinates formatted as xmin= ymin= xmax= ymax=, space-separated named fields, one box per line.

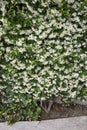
xmin=0 ymin=116 xmax=87 ymax=130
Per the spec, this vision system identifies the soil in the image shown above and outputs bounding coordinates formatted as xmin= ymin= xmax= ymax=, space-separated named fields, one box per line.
xmin=39 ymin=103 xmax=87 ymax=120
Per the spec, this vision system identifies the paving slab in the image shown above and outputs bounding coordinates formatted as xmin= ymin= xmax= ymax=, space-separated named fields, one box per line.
xmin=37 ymin=116 xmax=87 ymax=130
xmin=0 ymin=116 xmax=87 ymax=130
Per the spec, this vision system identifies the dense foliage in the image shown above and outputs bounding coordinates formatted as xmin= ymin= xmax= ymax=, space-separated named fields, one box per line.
xmin=0 ymin=0 xmax=87 ymax=123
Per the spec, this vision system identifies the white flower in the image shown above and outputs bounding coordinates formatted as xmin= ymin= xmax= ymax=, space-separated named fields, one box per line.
xmin=72 ymin=73 xmax=79 ymax=78
xmin=71 ymin=91 xmax=77 ymax=98
xmin=39 ymin=32 xmax=47 ymax=39
xmin=11 ymin=59 xmax=17 ymax=65
xmin=67 ymin=0 xmax=75 ymax=4
xmin=6 ymin=47 xmax=10 ymax=52
xmin=16 ymin=40 xmax=22 ymax=46
xmin=85 ymin=66 xmax=87 ymax=70
xmin=17 ymin=62 xmax=26 ymax=69
xmin=16 ymin=24 xmax=21 ymax=28
xmin=18 ymin=48 xmax=26 ymax=53
xmin=53 ymin=0 xmax=62 ymax=5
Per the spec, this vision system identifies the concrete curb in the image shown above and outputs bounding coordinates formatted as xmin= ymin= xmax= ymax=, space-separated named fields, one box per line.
xmin=0 ymin=116 xmax=87 ymax=130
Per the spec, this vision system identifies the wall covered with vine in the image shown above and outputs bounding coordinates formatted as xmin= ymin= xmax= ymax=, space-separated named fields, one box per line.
xmin=0 ymin=0 xmax=87 ymax=123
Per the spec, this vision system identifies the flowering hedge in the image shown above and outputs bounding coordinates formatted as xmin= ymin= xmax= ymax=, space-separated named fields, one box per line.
xmin=0 ymin=0 xmax=87 ymax=123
